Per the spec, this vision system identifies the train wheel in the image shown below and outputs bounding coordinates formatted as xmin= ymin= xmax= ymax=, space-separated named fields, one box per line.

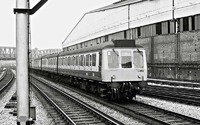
xmin=110 ymin=88 xmax=120 ymax=101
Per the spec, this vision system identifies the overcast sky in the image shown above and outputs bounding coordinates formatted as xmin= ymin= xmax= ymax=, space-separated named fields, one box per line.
xmin=0 ymin=0 xmax=118 ymax=50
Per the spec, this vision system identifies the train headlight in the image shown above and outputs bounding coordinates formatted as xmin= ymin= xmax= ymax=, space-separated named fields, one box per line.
xmin=138 ymin=75 xmax=142 ymax=79
xmin=111 ymin=75 xmax=116 ymax=82
xmin=112 ymin=75 xmax=116 ymax=79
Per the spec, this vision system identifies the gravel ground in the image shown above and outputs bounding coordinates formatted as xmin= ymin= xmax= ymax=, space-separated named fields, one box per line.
xmin=40 ymin=76 xmax=200 ymax=123
xmin=143 ymin=82 xmax=200 ymax=119
xmin=148 ymin=82 xmax=200 ymax=90
xmin=0 ymin=79 xmax=16 ymax=125
xmin=0 ymin=70 xmax=55 ymax=125
xmin=38 ymin=77 xmax=147 ymax=125
xmin=136 ymin=95 xmax=200 ymax=120
xmin=29 ymin=91 xmax=55 ymax=125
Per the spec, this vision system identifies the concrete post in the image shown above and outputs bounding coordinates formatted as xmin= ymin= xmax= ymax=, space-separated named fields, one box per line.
xmin=16 ymin=0 xmax=29 ymax=124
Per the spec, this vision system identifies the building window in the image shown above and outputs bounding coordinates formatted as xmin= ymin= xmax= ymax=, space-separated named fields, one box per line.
xmin=137 ymin=27 xmax=141 ymax=37
xmin=124 ymin=30 xmax=127 ymax=39
xmin=191 ymin=16 xmax=195 ymax=30
xmin=183 ymin=17 xmax=189 ymax=31
xmin=168 ymin=21 xmax=170 ymax=34
xmin=105 ymin=35 xmax=108 ymax=42
xmin=156 ymin=22 xmax=162 ymax=35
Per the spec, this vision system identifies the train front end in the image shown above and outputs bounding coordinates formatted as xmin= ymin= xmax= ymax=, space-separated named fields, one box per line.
xmin=101 ymin=47 xmax=147 ymax=100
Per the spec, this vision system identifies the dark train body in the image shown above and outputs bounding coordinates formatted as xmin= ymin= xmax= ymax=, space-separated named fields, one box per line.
xmin=31 ymin=40 xmax=147 ymax=100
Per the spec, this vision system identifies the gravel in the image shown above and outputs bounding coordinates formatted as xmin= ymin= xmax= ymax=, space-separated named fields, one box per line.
xmin=38 ymin=77 xmax=147 ymax=125
xmin=136 ymin=95 xmax=200 ymax=120
xmin=0 ymin=70 xmax=55 ymax=125
xmin=0 ymin=79 xmax=16 ymax=125
xmin=143 ymin=82 xmax=200 ymax=119
xmin=3 ymin=72 xmax=199 ymax=124
xmin=148 ymin=82 xmax=200 ymax=90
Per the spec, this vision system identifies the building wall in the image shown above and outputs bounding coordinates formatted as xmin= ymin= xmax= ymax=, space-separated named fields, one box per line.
xmin=62 ymin=0 xmax=200 ymax=81
xmin=63 ymin=0 xmax=200 ymax=48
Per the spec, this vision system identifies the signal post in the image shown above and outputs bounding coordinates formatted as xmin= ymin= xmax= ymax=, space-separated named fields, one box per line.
xmin=14 ymin=0 xmax=47 ymax=124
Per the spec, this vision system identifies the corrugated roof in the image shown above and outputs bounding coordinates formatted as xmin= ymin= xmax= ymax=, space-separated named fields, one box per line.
xmin=88 ymin=0 xmax=145 ymax=13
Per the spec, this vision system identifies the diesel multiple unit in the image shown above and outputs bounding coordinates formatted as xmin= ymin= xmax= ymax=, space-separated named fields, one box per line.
xmin=32 ymin=40 xmax=147 ymax=100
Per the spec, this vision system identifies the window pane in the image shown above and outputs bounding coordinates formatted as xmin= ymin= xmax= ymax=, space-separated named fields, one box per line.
xmin=86 ymin=55 xmax=89 ymax=66
xmin=90 ymin=55 xmax=92 ymax=66
xmin=133 ymin=51 xmax=144 ymax=68
xmin=121 ymin=51 xmax=132 ymax=68
xmin=73 ymin=56 xmax=76 ymax=66
xmin=92 ymin=54 xmax=96 ymax=66
xmin=65 ymin=57 xmax=68 ymax=66
xmin=68 ymin=57 xmax=71 ymax=66
xmin=76 ymin=56 xmax=78 ymax=66
xmin=79 ymin=55 xmax=83 ymax=66
xmin=107 ymin=51 xmax=119 ymax=68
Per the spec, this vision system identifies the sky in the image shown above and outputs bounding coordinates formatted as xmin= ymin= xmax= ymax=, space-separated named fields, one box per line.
xmin=0 ymin=0 xmax=119 ymax=50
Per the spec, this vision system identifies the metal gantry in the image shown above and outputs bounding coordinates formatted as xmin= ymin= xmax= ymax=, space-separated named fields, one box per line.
xmin=30 ymin=48 xmax=61 ymax=59
xmin=0 ymin=47 xmax=61 ymax=60
xmin=0 ymin=47 xmax=16 ymax=60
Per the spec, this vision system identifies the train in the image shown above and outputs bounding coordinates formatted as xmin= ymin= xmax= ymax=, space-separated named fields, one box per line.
xmin=31 ymin=39 xmax=147 ymax=100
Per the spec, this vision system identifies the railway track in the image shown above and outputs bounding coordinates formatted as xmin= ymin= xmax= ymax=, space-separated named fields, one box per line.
xmin=31 ymin=74 xmax=200 ymax=125
xmin=140 ymin=84 xmax=200 ymax=106
xmin=0 ymin=69 xmax=7 ymax=81
xmin=31 ymin=76 xmax=124 ymax=125
xmin=114 ymin=101 xmax=200 ymax=125
xmin=0 ymin=68 xmax=14 ymax=95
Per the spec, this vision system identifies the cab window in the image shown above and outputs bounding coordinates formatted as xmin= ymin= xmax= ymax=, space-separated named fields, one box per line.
xmin=121 ymin=51 xmax=132 ymax=68
xmin=107 ymin=50 xmax=119 ymax=68
xmin=133 ymin=51 xmax=144 ymax=68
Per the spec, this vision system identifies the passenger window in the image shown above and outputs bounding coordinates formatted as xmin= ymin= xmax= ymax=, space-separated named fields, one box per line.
xmin=90 ymin=55 xmax=92 ymax=66
xmin=68 ymin=57 xmax=71 ymax=66
xmin=76 ymin=56 xmax=79 ymax=66
xmin=86 ymin=54 xmax=89 ymax=66
xmin=107 ymin=50 xmax=119 ymax=68
xmin=92 ymin=54 xmax=96 ymax=66
xmin=83 ymin=55 xmax=85 ymax=66
xmin=79 ymin=55 xmax=82 ymax=66
xmin=73 ymin=56 xmax=76 ymax=66
xmin=121 ymin=51 xmax=132 ymax=68
xmin=65 ymin=57 xmax=68 ymax=66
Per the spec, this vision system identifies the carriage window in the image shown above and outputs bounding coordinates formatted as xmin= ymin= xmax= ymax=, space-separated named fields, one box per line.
xmin=90 ymin=55 xmax=92 ymax=66
xmin=65 ymin=57 xmax=68 ymax=66
xmin=86 ymin=54 xmax=90 ymax=66
xmin=79 ymin=55 xmax=82 ymax=66
xmin=73 ymin=56 xmax=76 ymax=66
xmin=121 ymin=51 xmax=132 ymax=68
xmin=68 ymin=57 xmax=71 ymax=66
xmin=83 ymin=55 xmax=85 ymax=66
xmin=76 ymin=56 xmax=79 ymax=66
xmin=79 ymin=55 xmax=84 ymax=66
xmin=92 ymin=54 xmax=96 ymax=66
xmin=133 ymin=50 xmax=144 ymax=68
xmin=107 ymin=51 xmax=119 ymax=68
xmin=61 ymin=58 xmax=63 ymax=66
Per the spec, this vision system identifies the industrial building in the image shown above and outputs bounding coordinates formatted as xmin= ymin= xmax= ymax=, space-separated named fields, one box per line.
xmin=62 ymin=0 xmax=200 ymax=81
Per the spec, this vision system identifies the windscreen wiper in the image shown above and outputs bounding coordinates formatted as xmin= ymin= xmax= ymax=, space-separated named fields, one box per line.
xmin=112 ymin=49 xmax=119 ymax=56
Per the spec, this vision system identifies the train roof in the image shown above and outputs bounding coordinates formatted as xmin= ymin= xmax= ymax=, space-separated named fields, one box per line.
xmin=59 ymin=40 xmax=143 ymax=56
xmin=42 ymin=53 xmax=59 ymax=58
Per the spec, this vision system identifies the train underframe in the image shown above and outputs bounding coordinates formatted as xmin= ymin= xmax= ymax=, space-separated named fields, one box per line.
xmin=32 ymin=69 xmax=147 ymax=101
